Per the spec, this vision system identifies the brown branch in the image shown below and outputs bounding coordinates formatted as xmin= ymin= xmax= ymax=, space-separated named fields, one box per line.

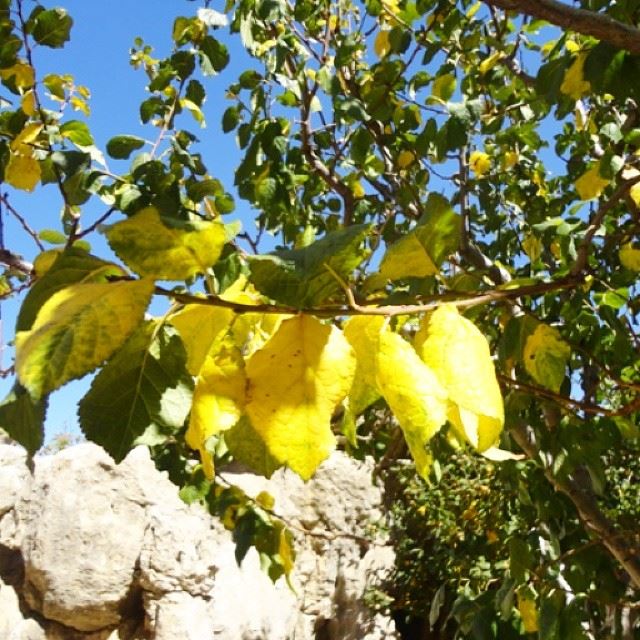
xmin=156 ymin=276 xmax=580 ymax=318
xmin=0 ymin=193 xmax=44 ymax=252
xmin=510 ymin=421 xmax=640 ymax=589
xmin=483 ymin=0 xmax=640 ymax=55
xmin=0 ymin=249 xmax=33 ymax=276
xmin=498 ymin=373 xmax=640 ymax=417
xmin=571 ymin=178 xmax=640 ymax=277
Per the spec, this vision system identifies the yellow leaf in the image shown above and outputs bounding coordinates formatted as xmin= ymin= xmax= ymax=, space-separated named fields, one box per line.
xmin=187 ymin=337 xmax=246 ymax=478
xmin=574 ymin=162 xmax=609 ymax=201
xmin=343 ymin=316 xmax=386 ymax=414
xmin=245 ymin=315 xmax=356 ymax=480
xmin=169 ymin=304 xmax=234 ymax=375
xmin=5 ymin=152 xmax=41 ymax=192
xmin=105 ymin=207 xmax=230 ymax=280
xmin=479 ymin=51 xmax=502 ymax=75
xmin=522 ymin=234 xmax=542 ymax=262
xmin=376 ymin=330 xmax=448 ymax=479
xmin=503 ymin=150 xmax=519 ymax=170
xmin=560 ymin=53 xmax=590 ymax=101
xmin=620 ymin=243 xmax=640 ymax=271
xmin=374 ymin=29 xmax=391 ymax=58
xmin=11 ymin=123 xmax=43 ymax=150
xmin=33 ymin=249 xmax=63 ymax=277
xmin=517 ymin=594 xmax=539 ymax=633
xmin=397 ymin=150 xmax=415 ymax=169
xmin=0 ymin=62 xmax=35 ymax=89
xmin=432 ymin=73 xmax=456 ymax=101
xmin=630 ymin=182 xmax=640 ymax=207
xmin=415 ymin=305 xmax=504 ymax=451
xmin=469 ymin=150 xmax=491 ymax=177
xmin=523 ymin=324 xmax=570 ymax=392
xmin=378 ymin=233 xmax=439 ymax=281
xmin=16 ymin=279 xmax=154 ymax=399
xmin=21 ymin=91 xmax=37 ymax=117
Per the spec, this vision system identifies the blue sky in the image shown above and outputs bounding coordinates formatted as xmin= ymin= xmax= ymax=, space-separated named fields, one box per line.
xmin=1 ymin=0 xmax=255 ymax=439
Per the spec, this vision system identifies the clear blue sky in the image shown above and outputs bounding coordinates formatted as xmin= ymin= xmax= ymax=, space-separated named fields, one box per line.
xmin=1 ymin=0 xmax=255 ymax=439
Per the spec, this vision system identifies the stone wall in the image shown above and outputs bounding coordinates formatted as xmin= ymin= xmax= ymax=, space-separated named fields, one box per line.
xmin=0 ymin=442 xmax=399 ymax=639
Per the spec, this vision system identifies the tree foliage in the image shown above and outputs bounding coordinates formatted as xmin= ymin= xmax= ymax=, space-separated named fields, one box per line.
xmin=2 ymin=0 xmax=640 ymax=635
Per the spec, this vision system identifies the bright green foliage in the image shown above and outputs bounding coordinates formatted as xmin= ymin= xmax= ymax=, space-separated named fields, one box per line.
xmin=2 ymin=0 xmax=640 ymax=628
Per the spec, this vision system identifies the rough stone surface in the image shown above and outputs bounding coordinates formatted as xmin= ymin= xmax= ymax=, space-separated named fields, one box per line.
xmin=0 ymin=441 xmax=398 ymax=639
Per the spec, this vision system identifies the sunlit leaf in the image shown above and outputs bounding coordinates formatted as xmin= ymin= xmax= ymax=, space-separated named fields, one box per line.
xmin=619 ymin=243 xmax=640 ymax=271
xmin=187 ymin=336 xmax=246 ymax=478
xmin=16 ymin=279 xmax=154 ymax=399
xmin=245 ymin=315 xmax=356 ymax=480
xmin=105 ymin=207 xmax=232 ymax=280
xmin=376 ymin=330 xmax=448 ymax=479
xmin=415 ymin=305 xmax=504 ymax=451
xmin=575 ymin=162 xmax=609 ymax=201
xmin=523 ymin=323 xmax=570 ymax=392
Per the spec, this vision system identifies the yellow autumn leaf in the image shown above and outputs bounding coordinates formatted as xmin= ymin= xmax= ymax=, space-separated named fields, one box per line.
xmin=560 ymin=53 xmax=590 ymax=101
xmin=524 ymin=324 xmax=570 ymax=392
xmin=5 ymin=152 xmax=41 ymax=192
xmin=397 ymin=150 xmax=415 ymax=169
xmin=575 ymin=163 xmax=609 ymax=201
xmin=187 ymin=337 xmax=246 ymax=478
xmin=469 ymin=150 xmax=491 ymax=177
xmin=16 ymin=279 xmax=154 ymax=399
xmin=415 ymin=305 xmax=504 ymax=451
xmin=245 ymin=315 xmax=356 ymax=480
xmin=0 ymin=61 xmax=35 ymax=89
xmin=374 ymin=29 xmax=391 ymax=58
xmin=620 ymin=243 xmax=640 ymax=271
xmin=479 ymin=51 xmax=502 ymax=75
xmin=376 ymin=330 xmax=448 ymax=479
xmin=169 ymin=305 xmax=234 ymax=375
xmin=517 ymin=594 xmax=539 ymax=633
xmin=522 ymin=234 xmax=542 ymax=262
xmin=21 ymin=90 xmax=37 ymax=117
xmin=503 ymin=150 xmax=519 ymax=170
xmin=343 ymin=316 xmax=386 ymax=414
xmin=105 ymin=207 xmax=230 ymax=280
xmin=630 ymin=182 xmax=640 ymax=207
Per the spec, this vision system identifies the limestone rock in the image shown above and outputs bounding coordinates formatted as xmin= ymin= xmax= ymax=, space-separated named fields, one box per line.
xmin=0 ymin=441 xmax=398 ymax=639
xmin=19 ymin=444 xmax=150 ymax=631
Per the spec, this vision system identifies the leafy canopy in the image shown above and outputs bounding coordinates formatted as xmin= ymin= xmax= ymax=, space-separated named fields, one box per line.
xmin=2 ymin=0 xmax=640 ymax=633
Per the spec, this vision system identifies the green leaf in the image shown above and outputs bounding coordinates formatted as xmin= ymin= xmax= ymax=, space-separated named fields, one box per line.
xmin=106 ymin=135 xmax=145 ymax=160
xmin=0 ymin=384 xmax=47 ymax=454
xmin=78 ymin=322 xmax=193 ymax=462
xmin=38 ymin=229 xmax=67 ymax=245
xmin=17 ymin=248 xmax=127 ymax=332
xmin=248 ymin=224 xmax=370 ymax=307
xmin=225 ymin=416 xmax=282 ymax=478
xmin=27 ymin=7 xmax=73 ymax=48
xmin=199 ymin=36 xmax=229 ymax=75
xmin=16 ymin=279 xmax=155 ymax=399
xmin=60 ymin=120 xmax=94 ymax=147
xmin=105 ymin=207 xmax=234 ymax=280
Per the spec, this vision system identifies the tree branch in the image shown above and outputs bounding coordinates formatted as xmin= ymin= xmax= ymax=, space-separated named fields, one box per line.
xmin=510 ymin=421 xmax=640 ymax=589
xmin=483 ymin=0 xmax=640 ymax=55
